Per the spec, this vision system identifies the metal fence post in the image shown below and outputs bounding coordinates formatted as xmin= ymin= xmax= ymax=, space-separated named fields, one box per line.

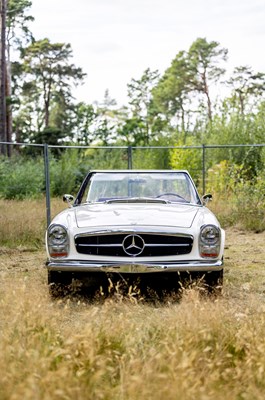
xmin=127 ymin=145 xmax=133 ymax=169
xmin=44 ymin=143 xmax=51 ymax=227
xmin=202 ymin=144 xmax=206 ymax=194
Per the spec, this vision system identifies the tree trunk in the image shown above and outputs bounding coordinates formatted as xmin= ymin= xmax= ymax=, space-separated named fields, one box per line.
xmin=0 ymin=0 xmax=7 ymax=154
xmin=206 ymin=90 xmax=212 ymax=122
xmin=202 ymin=70 xmax=212 ymax=122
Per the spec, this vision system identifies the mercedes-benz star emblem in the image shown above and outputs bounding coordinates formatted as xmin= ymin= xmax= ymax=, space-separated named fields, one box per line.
xmin=122 ymin=234 xmax=145 ymax=257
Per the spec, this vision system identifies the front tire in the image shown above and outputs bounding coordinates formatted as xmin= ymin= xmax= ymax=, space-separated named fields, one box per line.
xmin=204 ymin=270 xmax=223 ymax=295
xmin=48 ymin=271 xmax=72 ymax=297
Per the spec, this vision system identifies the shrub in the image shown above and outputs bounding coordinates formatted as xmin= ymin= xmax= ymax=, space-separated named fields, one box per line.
xmin=0 ymin=157 xmax=44 ymax=200
xmin=207 ymin=161 xmax=265 ymax=232
xmin=231 ymin=177 xmax=265 ymax=232
xmin=83 ymin=147 xmax=129 ymax=170
xmin=49 ymin=150 xmax=86 ymax=197
xmin=169 ymin=139 xmax=202 ymax=182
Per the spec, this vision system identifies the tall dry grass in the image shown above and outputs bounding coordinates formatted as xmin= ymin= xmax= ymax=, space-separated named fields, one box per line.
xmin=1 ymin=274 xmax=265 ymax=400
xmin=1 ymin=198 xmax=265 ymax=399
xmin=0 ymin=198 xmax=65 ymax=247
xmin=209 ymin=194 xmax=265 ymax=233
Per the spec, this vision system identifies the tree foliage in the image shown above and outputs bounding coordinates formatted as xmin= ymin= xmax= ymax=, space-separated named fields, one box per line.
xmin=124 ymin=68 xmax=160 ymax=145
xmin=6 ymin=3 xmax=265 ymax=180
xmin=226 ymin=66 xmax=265 ymax=115
xmin=20 ymin=39 xmax=86 ymax=129
xmin=6 ymin=0 xmax=34 ymax=50
xmin=188 ymin=38 xmax=228 ymax=121
xmin=152 ymin=51 xmax=193 ymax=135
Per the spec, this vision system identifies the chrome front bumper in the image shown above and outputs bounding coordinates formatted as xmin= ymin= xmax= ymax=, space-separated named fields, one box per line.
xmin=46 ymin=259 xmax=223 ymax=273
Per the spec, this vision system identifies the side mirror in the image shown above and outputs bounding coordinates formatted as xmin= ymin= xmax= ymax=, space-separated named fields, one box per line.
xmin=202 ymin=193 xmax=213 ymax=205
xmin=63 ymin=194 xmax=74 ymax=207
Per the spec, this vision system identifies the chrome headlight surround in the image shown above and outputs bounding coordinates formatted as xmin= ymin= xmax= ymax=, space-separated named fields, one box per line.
xmin=199 ymin=224 xmax=221 ymax=258
xmin=47 ymin=224 xmax=69 ymax=258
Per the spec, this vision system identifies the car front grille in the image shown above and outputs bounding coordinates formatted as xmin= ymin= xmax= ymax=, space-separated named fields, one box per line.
xmin=75 ymin=233 xmax=193 ymax=257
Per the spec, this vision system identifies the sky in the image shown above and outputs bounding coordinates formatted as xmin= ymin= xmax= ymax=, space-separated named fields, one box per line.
xmin=30 ymin=0 xmax=265 ymax=106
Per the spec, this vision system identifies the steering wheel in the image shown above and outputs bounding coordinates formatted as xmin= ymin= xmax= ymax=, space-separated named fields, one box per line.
xmin=156 ymin=192 xmax=187 ymax=201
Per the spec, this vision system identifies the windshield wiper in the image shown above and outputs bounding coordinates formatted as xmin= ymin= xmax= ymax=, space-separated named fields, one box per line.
xmin=105 ymin=197 xmax=170 ymax=204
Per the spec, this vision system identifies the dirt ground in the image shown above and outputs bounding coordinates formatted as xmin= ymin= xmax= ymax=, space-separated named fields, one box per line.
xmin=223 ymin=227 xmax=265 ymax=300
xmin=1 ymin=227 xmax=265 ymax=303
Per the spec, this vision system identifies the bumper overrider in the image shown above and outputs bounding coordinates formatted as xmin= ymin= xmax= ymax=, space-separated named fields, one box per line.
xmin=46 ymin=259 xmax=223 ymax=273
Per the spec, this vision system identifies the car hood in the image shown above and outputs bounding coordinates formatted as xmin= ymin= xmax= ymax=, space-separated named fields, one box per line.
xmin=74 ymin=203 xmax=200 ymax=229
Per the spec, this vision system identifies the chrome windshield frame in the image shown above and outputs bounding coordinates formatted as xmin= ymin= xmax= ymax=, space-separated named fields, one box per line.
xmin=74 ymin=170 xmax=202 ymax=206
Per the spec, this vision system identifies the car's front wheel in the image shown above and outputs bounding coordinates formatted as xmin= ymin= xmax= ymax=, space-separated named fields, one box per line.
xmin=204 ymin=269 xmax=223 ymax=295
xmin=48 ymin=271 xmax=72 ymax=297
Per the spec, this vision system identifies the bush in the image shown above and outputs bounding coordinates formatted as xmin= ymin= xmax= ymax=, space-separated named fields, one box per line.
xmin=169 ymin=139 xmax=202 ymax=182
xmin=0 ymin=157 xmax=44 ymax=200
xmin=0 ymin=151 xmax=88 ymax=200
xmin=49 ymin=150 xmax=87 ymax=197
xmin=231 ymin=177 xmax=265 ymax=232
xmin=207 ymin=161 xmax=265 ymax=232
xmin=83 ymin=147 xmax=129 ymax=170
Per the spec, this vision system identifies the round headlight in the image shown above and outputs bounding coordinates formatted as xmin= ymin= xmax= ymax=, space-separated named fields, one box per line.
xmin=48 ymin=225 xmax=68 ymax=245
xmin=200 ymin=225 xmax=220 ymax=245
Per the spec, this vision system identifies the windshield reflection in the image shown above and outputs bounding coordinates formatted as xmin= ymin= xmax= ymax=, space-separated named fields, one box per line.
xmin=83 ymin=172 xmax=200 ymax=205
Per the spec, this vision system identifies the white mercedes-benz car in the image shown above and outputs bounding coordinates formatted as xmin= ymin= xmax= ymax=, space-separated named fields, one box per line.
xmin=46 ymin=170 xmax=225 ymax=296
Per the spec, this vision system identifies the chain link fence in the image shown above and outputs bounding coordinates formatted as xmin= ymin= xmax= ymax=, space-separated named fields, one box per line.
xmin=1 ymin=141 xmax=265 ymax=226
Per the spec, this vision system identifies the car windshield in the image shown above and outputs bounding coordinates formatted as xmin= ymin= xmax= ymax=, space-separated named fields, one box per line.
xmin=82 ymin=172 xmax=201 ymax=205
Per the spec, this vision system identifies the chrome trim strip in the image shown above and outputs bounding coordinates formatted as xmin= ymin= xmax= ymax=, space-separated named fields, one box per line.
xmin=46 ymin=259 xmax=223 ymax=273
xmin=75 ymin=230 xmax=194 ymax=238
xmin=77 ymin=243 xmax=190 ymax=248
xmin=78 ymin=243 xmax=124 ymax=247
